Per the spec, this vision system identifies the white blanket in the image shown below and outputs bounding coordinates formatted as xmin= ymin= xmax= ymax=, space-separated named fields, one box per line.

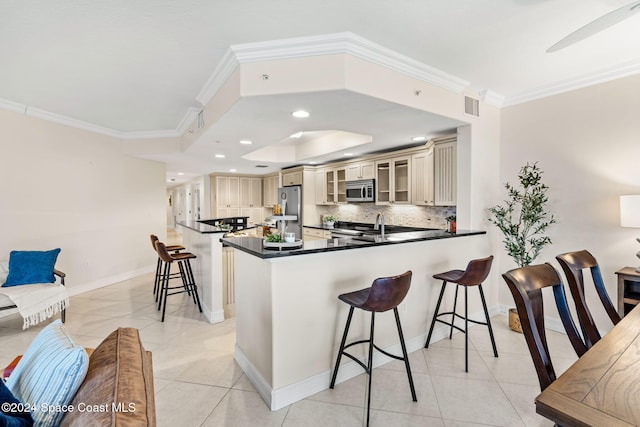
xmin=0 ymin=283 xmax=69 ymax=329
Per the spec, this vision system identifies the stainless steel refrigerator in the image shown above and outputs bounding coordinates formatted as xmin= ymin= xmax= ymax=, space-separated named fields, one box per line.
xmin=278 ymin=185 xmax=302 ymax=239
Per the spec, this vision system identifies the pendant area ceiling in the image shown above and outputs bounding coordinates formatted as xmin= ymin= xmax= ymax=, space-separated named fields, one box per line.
xmin=2 ymin=0 xmax=640 ymax=181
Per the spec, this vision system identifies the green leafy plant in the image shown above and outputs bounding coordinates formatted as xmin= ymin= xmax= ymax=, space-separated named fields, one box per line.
xmin=488 ymin=162 xmax=556 ymax=267
xmin=323 ymin=214 xmax=337 ymax=223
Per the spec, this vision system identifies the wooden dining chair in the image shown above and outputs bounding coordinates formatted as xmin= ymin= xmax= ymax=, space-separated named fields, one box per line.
xmin=556 ymin=250 xmax=621 ymax=350
xmin=502 ymin=263 xmax=587 ymax=391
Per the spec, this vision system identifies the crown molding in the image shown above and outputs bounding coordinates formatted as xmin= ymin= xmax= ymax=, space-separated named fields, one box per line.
xmin=196 ymin=48 xmax=240 ymax=107
xmin=479 ymin=90 xmax=505 ymax=108
xmin=0 ymin=98 xmax=26 ymax=114
xmin=503 ymin=59 xmax=640 ymax=107
xmin=230 ymin=32 xmax=469 ymax=94
xmin=25 ymin=107 xmax=125 ymax=138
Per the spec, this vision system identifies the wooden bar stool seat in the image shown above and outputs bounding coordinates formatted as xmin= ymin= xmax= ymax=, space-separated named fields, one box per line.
xmin=155 ymin=240 xmax=202 ymax=322
xmin=329 ymin=271 xmax=416 ymax=427
xmin=150 ymin=234 xmax=185 ymax=298
xmin=425 ymin=255 xmax=497 ymax=372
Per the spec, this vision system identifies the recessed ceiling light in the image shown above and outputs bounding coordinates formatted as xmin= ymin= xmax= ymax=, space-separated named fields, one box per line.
xmin=308 ymin=161 xmax=318 ymax=164
xmin=229 ymin=169 xmax=237 ymax=173
xmin=292 ymin=110 xmax=310 ymax=118
xmin=178 ymin=172 xmax=184 ymax=176
xmin=240 ymin=140 xmax=252 ymax=145
xmin=215 ymin=154 xmax=225 ymax=158
xmin=344 ymin=153 xmax=354 ymax=157
xmin=412 ymin=136 xmax=427 ymax=142
xmin=290 ymin=131 xmax=304 ymax=139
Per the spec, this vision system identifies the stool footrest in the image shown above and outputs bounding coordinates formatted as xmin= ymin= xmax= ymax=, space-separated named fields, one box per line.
xmin=340 ymin=351 xmax=370 ymax=374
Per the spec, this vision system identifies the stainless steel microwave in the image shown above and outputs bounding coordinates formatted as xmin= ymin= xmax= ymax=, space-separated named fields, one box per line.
xmin=345 ymin=179 xmax=375 ymax=202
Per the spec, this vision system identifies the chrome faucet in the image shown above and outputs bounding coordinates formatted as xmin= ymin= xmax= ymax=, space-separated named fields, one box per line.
xmin=374 ymin=212 xmax=385 ymax=238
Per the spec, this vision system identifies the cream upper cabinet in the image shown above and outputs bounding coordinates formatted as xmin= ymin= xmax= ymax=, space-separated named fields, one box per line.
xmin=240 ymin=177 xmax=262 ymax=208
xmin=434 ymin=140 xmax=456 ymax=206
xmin=215 ymin=176 xmax=240 ymax=208
xmin=263 ymin=174 xmax=279 ymax=207
xmin=346 ymin=161 xmax=374 ymax=181
xmin=411 ymin=148 xmax=434 ymax=206
xmin=314 ymin=169 xmax=328 ymax=205
xmin=282 ymin=170 xmax=303 ymax=186
xmin=334 ymin=167 xmax=347 ymax=203
xmin=315 ymin=168 xmax=346 ymax=204
xmin=375 ymin=156 xmax=411 ymax=205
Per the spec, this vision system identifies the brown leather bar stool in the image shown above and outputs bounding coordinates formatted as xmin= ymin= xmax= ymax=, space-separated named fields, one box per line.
xmin=155 ymin=240 xmax=202 ymax=322
xmin=150 ymin=234 xmax=184 ymax=299
xmin=425 ymin=255 xmax=497 ymax=372
xmin=329 ymin=271 xmax=416 ymax=427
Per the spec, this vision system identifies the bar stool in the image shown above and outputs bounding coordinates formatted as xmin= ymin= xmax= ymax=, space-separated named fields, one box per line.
xmin=155 ymin=240 xmax=203 ymax=322
xmin=424 ymin=255 xmax=497 ymax=372
xmin=329 ymin=271 xmax=416 ymax=427
xmin=150 ymin=234 xmax=184 ymax=299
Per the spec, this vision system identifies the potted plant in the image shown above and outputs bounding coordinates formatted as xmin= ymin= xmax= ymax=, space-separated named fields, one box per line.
xmin=323 ymin=214 xmax=337 ymax=228
xmin=488 ymin=162 xmax=556 ymax=332
xmin=445 ymin=215 xmax=457 ymax=233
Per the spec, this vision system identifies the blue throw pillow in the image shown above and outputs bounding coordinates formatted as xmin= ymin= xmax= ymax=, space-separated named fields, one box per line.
xmin=0 ymin=380 xmax=33 ymax=427
xmin=3 ymin=249 xmax=61 ymax=287
xmin=6 ymin=320 xmax=88 ymax=427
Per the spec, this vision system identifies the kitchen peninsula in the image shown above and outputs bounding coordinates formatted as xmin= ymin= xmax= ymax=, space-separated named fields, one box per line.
xmin=178 ymin=217 xmax=254 ymax=323
xmin=222 ymin=228 xmax=489 ymax=410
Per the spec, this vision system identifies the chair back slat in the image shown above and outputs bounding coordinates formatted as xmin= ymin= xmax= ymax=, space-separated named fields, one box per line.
xmin=502 ymin=263 xmax=587 ymax=391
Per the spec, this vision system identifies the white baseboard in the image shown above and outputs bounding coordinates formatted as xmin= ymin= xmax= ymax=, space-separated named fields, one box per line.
xmin=66 ymin=266 xmax=155 ymax=297
xmin=236 ymin=304 xmax=504 ymax=411
xmin=202 ymin=305 xmax=225 ymax=324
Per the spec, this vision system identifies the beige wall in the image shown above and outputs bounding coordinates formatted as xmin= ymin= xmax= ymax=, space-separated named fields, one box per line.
xmin=0 ymin=109 xmax=166 ymax=295
xmin=500 ymin=73 xmax=640 ymax=330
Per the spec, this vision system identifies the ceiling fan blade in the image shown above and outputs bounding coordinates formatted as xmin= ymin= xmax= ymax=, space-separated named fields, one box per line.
xmin=547 ymin=1 xmax=640 ymax=53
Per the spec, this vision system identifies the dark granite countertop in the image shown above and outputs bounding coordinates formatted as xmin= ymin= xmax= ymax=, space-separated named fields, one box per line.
xmin=221 ymin=229 xmax=485 ymax=259
xmin=178 ymin=219 xmax=257 ymax=234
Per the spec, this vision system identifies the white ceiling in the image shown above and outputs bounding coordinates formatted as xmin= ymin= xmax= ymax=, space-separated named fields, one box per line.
xmin=2 ymin=0 xmax=640 ymax=184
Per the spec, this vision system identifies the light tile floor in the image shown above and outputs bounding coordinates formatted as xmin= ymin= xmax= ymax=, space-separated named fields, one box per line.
xmin=0 ymin=237 xmax=579 ymax=426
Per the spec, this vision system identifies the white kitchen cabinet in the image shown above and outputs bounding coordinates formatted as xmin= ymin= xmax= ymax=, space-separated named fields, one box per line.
xmin=375 ymin=156 xmax=411 ymax=205
xmin=434 ymin=140 xmax=456 ymax=206
xmin=411 ymin=148 xmax=434 ymax=206
xmin=240 ymin=177 xmax=262 ymax=208
xmin=262 ymin=174 xmax=279 ymax=207
xmin=346 ymin=161 xmax=374 ymax=181
xmin=282 ymin=169 xmax=303 ymax=186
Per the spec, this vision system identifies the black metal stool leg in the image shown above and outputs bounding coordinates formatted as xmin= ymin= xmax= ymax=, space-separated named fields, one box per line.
xmin=394 ymin=307 xmax=417 ymax=401
xmin=161 ymin=262 xmax=171 ymax=322
xmin=330 ymin=306 xmax=355 ymax=388
xmin=425 ymin=281 xmax=447 ymax=348
xmin=185 ymin=260 xmax=203 ymax=312
xmin=464 ymin=286 xmax=469 ymax=372
xmin=365 ymin=312 xmax=375 ymax=427
xmin=154 ymin=257 xmax=162 ymax=296
xmin=450 ymin=283 xmax=459 ymax=339
xmin=479 ymin=284 xmax=498 ymax=357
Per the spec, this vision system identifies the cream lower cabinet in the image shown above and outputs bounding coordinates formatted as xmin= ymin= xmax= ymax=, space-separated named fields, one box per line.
xmin=303 ymin=227 xmax=331 ymax=241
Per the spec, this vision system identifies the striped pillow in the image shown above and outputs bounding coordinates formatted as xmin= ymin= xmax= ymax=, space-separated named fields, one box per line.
xmin=6 ymin=320 xmax=89 ymax=427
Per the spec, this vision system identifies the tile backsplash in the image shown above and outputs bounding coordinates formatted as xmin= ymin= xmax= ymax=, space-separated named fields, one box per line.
xmin=317 ymin=204 xmax=456 ymax=229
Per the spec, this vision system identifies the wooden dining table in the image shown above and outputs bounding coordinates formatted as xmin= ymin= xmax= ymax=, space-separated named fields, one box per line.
xmin=535 ymin=303 xmax=640 ymax=426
